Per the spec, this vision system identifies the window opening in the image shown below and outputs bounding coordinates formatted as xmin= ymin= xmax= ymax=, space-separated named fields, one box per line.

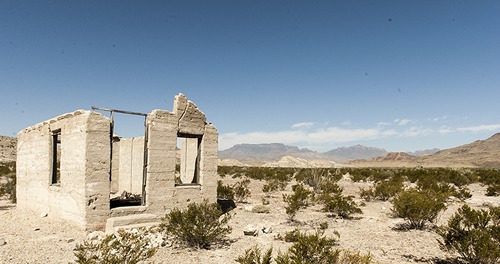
xmin=51 ymin=130 xmax=61 ymax=185
xmin=176 ymin=134 xmax=201 ymax=186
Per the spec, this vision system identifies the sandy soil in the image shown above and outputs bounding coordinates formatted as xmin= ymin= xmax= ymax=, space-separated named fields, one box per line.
xmin=1 ymin=179 xmax=498 ymax=264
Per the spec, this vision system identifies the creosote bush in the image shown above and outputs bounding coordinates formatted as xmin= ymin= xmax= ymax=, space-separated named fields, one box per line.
xmin=235 ymin=245 xmax=273 ymax=264
xmin=282 ymin=184 xmax=313 ymax=221
xmin=73 ymin=229 xmax=157 ymax=264
xmin=316 ymin=180 xmax=362 ymax=218
xmin=276 ymin=229 xmax=339 ymax=264
xmin=437 ymin=204 xmax=500 ymax=264
xmin=243 ymin=229 xmax=372 ymax=264
xmin=392 ymin=188 xmax=447 ymax=229
xmin=233 ymin=178 xmax=251 ymax=202
xmin=360 ymin=178 xmax=404 ymax=202
xmin=160 ymin=199 xmax=231 ymax=249
xmin=217 ymin=180 xmax=235 ymax=200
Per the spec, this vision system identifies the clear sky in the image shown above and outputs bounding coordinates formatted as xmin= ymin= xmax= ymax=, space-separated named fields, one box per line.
xmin=1 ymin=1 xmax=499 ymax=152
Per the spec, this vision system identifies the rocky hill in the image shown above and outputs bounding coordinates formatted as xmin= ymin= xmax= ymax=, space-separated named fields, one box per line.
xmin=324 ymin=144 xmax=387 ymax=162
xmin=0 ymin=136 xmax=17 ymax=163
xmin=219 ymin=143 xmax=324 ymax=163
xmin=419 ymin=133 xmax=500 ymax=168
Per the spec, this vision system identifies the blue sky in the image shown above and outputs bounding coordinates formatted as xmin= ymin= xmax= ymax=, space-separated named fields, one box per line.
xmin=1 ymin=1 xmax=499 ymax=152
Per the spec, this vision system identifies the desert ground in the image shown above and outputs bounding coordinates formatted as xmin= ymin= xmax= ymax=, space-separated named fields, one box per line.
xmin=0 ymin=174 xmax=498 ymax=264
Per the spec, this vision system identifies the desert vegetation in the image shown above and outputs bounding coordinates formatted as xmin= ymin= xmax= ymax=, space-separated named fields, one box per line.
xmin=2 ymin=165 xmax=500 ymax=263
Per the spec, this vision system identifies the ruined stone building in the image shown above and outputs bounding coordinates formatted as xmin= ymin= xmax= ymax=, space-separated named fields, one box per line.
xmin=16 ymin=94 xmax=218 ymax=232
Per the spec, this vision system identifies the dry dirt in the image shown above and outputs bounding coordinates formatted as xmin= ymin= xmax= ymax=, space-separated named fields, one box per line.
xmin=1 ymin=178 xmax=498 ymax=264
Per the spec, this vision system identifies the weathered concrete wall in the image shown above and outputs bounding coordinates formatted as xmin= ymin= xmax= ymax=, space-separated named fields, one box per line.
xmin=143 ymin=93 xmax=218 ymax=214
xmin=118 ymin=137 xmax=144 ymax=195
xmin=16 ymin=110 xmax=111 ymax=231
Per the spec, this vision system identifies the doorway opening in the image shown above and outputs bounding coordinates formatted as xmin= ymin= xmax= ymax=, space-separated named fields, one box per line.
xmin=92 ymin=106 xmax=148 ymax=208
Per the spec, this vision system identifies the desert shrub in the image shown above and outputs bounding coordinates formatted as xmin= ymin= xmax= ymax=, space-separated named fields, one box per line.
xmin=217 ymin=180 xmax=234 ymax=200
xmin=160 ymin=199 xmax=231 ymax=249
xmin=262 ymin=179 xmax=280 ymax=193
xmin=437 ymin=204 xmax=500 ymax=264
xmin=319 ymin=221 xmax=329 ymax=230
xmin=73 ymin=229 xmax=157 ymax=264
xmin=236 ymin=246 xmax=273 ymax=264
xmin=359 ymin=187 xmax=375 ymax=202
xmin=486 ymin=184 xmax=500 ymax=196
xmin=338 ymin=250 xmax=373 ymax=264
xmin=282 ymin=184 xmax=313 ymax=221
xmin=348 ymin=168 xmax=372 ymax=182
xmin=453 ymin=187 xmax=472 ymax=201
xmin=0 ymin=172 xmax=16 ymax=203
xmin=316 ymin=180 xmax=362 ymax=218
xmin=317 ymin=193 xmax=362 ymax=218
xmin=392 ymin=189 xmax=447 ymax=229
xmin=360 ymin=178 xmax=404 ymax=202
xmin=275 ymin=229 xmax=301 ymax=243
xmin=275 ymin=229 xmax=340 ymax=264
xmin=233 ymin=178 xmax=251 ymax=202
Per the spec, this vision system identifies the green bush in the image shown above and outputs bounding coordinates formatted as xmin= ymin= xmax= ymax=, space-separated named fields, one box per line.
xmin=317 ymin=193 xmax=362 ymax=218
xmin=282 ymin=184 xmax=313 ymax=221
xmin=235 ymin=245 xmax=273 ymax=264
xmin=73 ymin=229 xmax=157 ymax=264
xmin=392 ymin=189 xmax=447 ymax=229
xmin=275 ymin=229 xmax=301 ymax=243
xmin=160 ymin=200 xmax=231 ymax=249
xmin=276 ymin=230 xmax=339 ymax=264
xmin=316 ymin=180 xmax=362 ymax=218
xmin=360 ymin=179 xmax=404 ymax=202
xmin=454 ymin=187 xmax=472 ymax=201
xmin=233 ymin=178 xmax=251 ymax=202
xmin=486 ymin=184 xmax=500 ymax=196
xmin=217 ymin=180 xmax=234 ymax=200
xmin=437 ymin=204 xmax=500 ymax=264
xmin=0 ymin=172 xmax=16 ymax=203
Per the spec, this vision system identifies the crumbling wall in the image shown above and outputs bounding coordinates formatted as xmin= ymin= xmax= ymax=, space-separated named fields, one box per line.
xmin=16 ymin=110 xmax=111 ymax=231
xmin=144 ymin=94 xmax=218 ymax=214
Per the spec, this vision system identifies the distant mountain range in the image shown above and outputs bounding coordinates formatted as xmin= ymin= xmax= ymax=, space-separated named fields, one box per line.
xmin=219 ymin=143 xmax=437 ymax=164
xmin=3 ymin=133 xmax=500 ymax=168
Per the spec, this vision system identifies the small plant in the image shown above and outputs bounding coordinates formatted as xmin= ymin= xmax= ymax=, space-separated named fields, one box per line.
xmin=217 ymin=180 xmax=235 ymax=200
xmin=0 ymin=172 xmax=16 ymax=203
xmin=319 ymin=221 xmax=329 ymax=230
xmin=437 ymin=204 xmax=500 ymax=264
xmin=316 ymin=181 xmax=362 ymax=218
xmin=317 ymin=193 xmax=362 ymax=218
xmin=233 ymin=178 xmax=251 ymax=202
xmin=361 ymin=179 xmax=404 ymax=201
xmin=73 ymin=229 xmax=157 ymax=264
xmin=275 ymin=229 xmax=301 ymax=242
xmin=454 ymin=187 xmax=472 ymax=201
xmin=282 ymin=184 xmax=313 ymax=221
xmin=486 ymin=184 xmax=500 ymax=196
xmin=392 ymin=189 xmax=447 ymax=229
xmin=235 ymin=245 xmax=273 ymax=264
xmin=338 ymin=250 xmax=373 ymax=264
xmin=275 ymin=229 xmax=340 ymax=264
xmin=160 ymin=199 xmax=231 ymax=249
